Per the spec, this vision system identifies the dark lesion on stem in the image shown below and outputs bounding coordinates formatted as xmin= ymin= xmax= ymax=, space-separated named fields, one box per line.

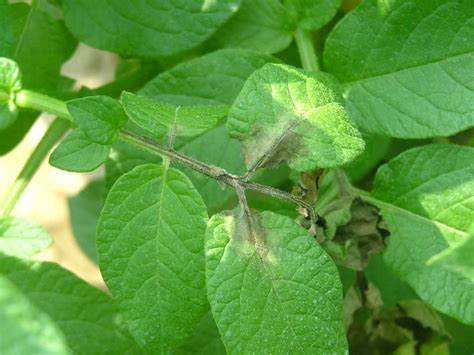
xmin=118 ymin=129 xmax=318 ymax=229
xmin=13 ymin=87 xmax=319 ymax=231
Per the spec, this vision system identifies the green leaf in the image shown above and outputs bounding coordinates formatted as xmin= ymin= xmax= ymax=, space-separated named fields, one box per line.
xmin=0 ymin=217 xmax=52 ymax=258
xmin=211 ymin=0 xmax=294 ymax=54
xmin=62 ymin=0 xmax=241 ymax=58
xmin=344 ymin=134 xmax=391 ymax=182
xmin=365 ymin=254 xmax=417 ymax=307
xmin=0 ymin=275 xmax=70 ymax=354
xmin=66 ymin=96 xmax=128 ymax=145
xmin=97 ymin=164 xmax=209 ymax=352
xmin=121 ymin=91 xmax=228 ymax=139
xmin=0 ymin=1 xmax=74 ymax=153
xmin=211 ymin=0 xmax=342 ymax=54
xmin=324 ymin=0 xmax=474 ymax=138
xmin=0 ymin=2 xmax=75 ymax=91
xmin=140 ymin=49 xmax=279 ymax=105
xmin=428 ymin=234 xmax=474 ymax=281
xmin=0 ymin=58 xmax=22 ymax=92
xmin=68 ymin=179 xmax=105 ymax=263
xmin=0 ymin=57 xmax=21 ymax=129
xmin=174 ymin=312 xmax=226 ymax=355
xmin=105 ymin=139 xmax=160 ymax=192
xmin=284 ymin=0 xmax=342 ymax=31
xmin=227 ymin=63 xmax=364 ymax=172
xmin=206 ymin=208 xmax=347 ymax=353
xmin=367 ymin=144 xmax=474 ymax=324
xmin=0 ymin=255 xmax=139 ymax=354
xmin=49 ymin=129 xmax=111 ymax=172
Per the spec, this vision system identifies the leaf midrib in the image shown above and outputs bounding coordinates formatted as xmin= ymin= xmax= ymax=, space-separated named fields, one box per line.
xmin=154 ymin=164 xmax=168 ymax=340
xmin=12 ymin=1 xmax=36 ymax=59
xmin=245 ymin=215 xmax=304 ymax=352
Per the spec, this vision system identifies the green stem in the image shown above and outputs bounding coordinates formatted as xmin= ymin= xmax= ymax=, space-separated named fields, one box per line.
xmin=15 ymin=90 xmax=72 ymax=121
xmin=0 ymin=118 xmax=69 ymax=216
xmin=294 ymin=28 xmax=320 ymax=72
xmin=12 ymin=90 xmax=318 ymax=225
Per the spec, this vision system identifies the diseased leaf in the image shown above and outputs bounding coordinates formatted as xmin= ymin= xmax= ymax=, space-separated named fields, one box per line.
xmin=206 ymin=208 xmax=347 ymax=353
xmin=324 ymin=0 xmax=474 ymax=138
xmin=211 ymin=0 xmax=293 ymax=54
xmin=97 ymin=164 xmax=209 ymax=352
xmin=49 ymin=129 xmax=110 ymax=172
xmin=62 ymin=0 xmax=241 ymax=58
xmin=0 ymin=58 xmax=21 ymax=129
xmin=0 ymin=255 xmax=139 ymax=354
xmin=0 ymin=217 xmax=52 ymax=258
xmin=368 ymin=144 xmax=474 ymax=324
xmin=227 ymin=63 xmax=364 ymax=172
xmin=66 ymin=96 xmax=128 ymax=145
xmin=121 ymin=91 xmax=228 ymax=139
xmin=135 ymin=49 xmax=277 ymax=210
xmin=0 ymin=275 xmax=70 ymax=354
xmin=174 ymin=312 xmax=226 ymax=355
xmin=315 ymin=169 xmax=356 ymax=240
xmin=284 ymin=0 xmax=342 ymax=31
xmin=68 ymin=180 xmax=105 ymax=263
xmin=140 ymin=49 xmax=279 ymax=105
xmin=428 ymin=234 xmax=474 ymax=281
xmin=106 ymin=50 xmax=275 ymax=211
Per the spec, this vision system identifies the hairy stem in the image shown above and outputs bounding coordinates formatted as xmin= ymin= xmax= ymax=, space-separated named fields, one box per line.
xmin=14 ymin=90 xmax=318 ymax=226
xmin=0 ymin=118 xmax=69 ymax=216
xmin=294 ymin=28 xmax=320 ymax=72
xmin=119 ymin=130 xmax=317 ymax=225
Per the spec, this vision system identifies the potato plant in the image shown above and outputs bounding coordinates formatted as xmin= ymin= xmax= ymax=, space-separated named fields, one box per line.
xmin=0 ymin=0 xmax=473 ymax=354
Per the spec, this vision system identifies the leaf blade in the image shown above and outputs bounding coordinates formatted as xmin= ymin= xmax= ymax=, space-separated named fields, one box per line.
xmin=97 ymin=164 xmax=209 ymax=352
xmin=227 ymin=63 xmax=364 ymax=171
xmin=0 ymin=217 xmax=52 ymax=258
xmin=0 ymin=255 xmax=139 ymax=354
xmin=206 ymin=209 xmax=347 ymax=353
xmin=0 ymin=275 xmax=70 ymax=354
xmin=367 ymin=144 xmax=474 ymax=324
xmin=324 ymin=0 xmax=474 ymax=138
xmin=121 ymin=91 xmax=228 ymax=139
xmin=62 ymin=0 xmax=241 ymax=58
xmin=66 ymin=96 xmax=128 ymax=145
xmin=49 ymin=129 xmax=111 ymax=172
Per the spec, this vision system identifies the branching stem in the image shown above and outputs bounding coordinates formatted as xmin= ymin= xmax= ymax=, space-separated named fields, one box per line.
xmin=11 ymin=89 xmax=318 ymax=226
